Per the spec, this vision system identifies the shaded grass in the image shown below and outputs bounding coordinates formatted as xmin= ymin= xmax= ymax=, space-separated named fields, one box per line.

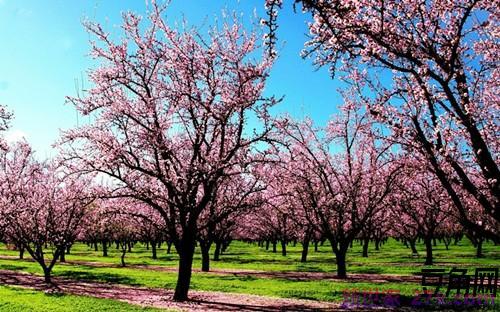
xmin=0 ymin=285 xmax=170 ymax=312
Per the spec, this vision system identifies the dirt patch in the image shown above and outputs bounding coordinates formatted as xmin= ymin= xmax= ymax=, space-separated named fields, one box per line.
xmin=0 ymin=269 xmax=356 ymax=311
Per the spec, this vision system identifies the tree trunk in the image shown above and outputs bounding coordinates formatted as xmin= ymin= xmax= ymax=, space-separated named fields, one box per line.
xmin=362 ymin=237 xmax=369 ymax=257
xmin=200 ymin=242 xmax=210 ymax=272
xmin=127 ymin=242 xmax=132 ymax=252
xmin=409 ymin=239 xmax=418 ymax=255
xmin=152 ymin=241 xmax=157 ymax=260
xmin=265 ymin=240 xmax=270 ymax=250
xmin=375 ymin=239 xmax=380 ymax=250
xmin=281 ymin=240 xmax=287 ymax=256
xmin=335 ymin=250 xmax=348 ymax=279
xmin=443 ymin=237 xmax=451 ymax=250
xmin=66 ymin=245 xmax=71 ymax=254
xmin=173 ymin=237 xmax=196 ymax=302
xmin=213 ymin=241 xmax=221 ymax=261
xmin=19 ymin=246 xmax=24 ymax=259
xmin=424 ymin=237 xmax=433 ymax=265
xmin=43 ymin=267 xmax=52 ymax=284
xmin=221 ymin=240 xmax=230 ymax=253
xmin=121 ymin=247 xmax=126 ymax=267
xmin=301 ymin=238 xmax=309 ymax=263
xmin=476 ymin=239 xmax=483 ymax=258
xmin=60 ymin=248 xmax=66 ymax=262
xmin=94 ymin=241 xmax=98 ymax=251
xmin=314 ymin=240 xmax=319 ymax=252
xmin=146 ymin=241 xmax=149 ymax=250
xmin=102 ymin=240 xmax=108 ymax=257
xmin=272 ymin=241 xmax=277 ymax=253
xmin=167 ymin=241 xmax=172 ymax=254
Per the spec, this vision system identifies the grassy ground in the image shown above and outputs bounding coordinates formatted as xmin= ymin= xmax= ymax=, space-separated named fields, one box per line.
xmin=0 ymin=238 xmax=498 ymax=308
xmin=0 ymin=285 xmax=166 ymax=312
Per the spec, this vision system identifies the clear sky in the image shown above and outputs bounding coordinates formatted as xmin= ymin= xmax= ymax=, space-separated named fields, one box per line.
xmin=0 ymin=0 xmax=343 ymax=156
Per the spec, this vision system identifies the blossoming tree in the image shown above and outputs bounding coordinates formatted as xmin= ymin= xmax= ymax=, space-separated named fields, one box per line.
xmin=271 ymin=100 xmax=401 ymax=278
xmin=267 ymin=0 xmax=499 ymax=240
xmin=60 ymin=3 xmax=277 ymax=301
xmin=0 ymin=142 xmax=95 ymax=283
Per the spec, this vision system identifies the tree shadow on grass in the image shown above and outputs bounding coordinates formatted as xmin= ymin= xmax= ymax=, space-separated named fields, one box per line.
xmin=0 ymin=264 xmax=29 ymax=271
xmin=56 ymin=270 xmax=138 ymax=286
xmin=353 ymin=267 xmax=383 ymax=274
xmin=204 ymin=274 xmax=259 ymax=282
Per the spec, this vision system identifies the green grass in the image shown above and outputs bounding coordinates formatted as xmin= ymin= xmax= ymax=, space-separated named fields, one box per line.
xmin=0 ymin=238 xmax=498 ymax=306
xmin=0 ymin=285 xmax=170 ymax=312
xmin=0 ymin=257 xmax=416 ymax=302
xmin=4 ymin=238 xmax=498 ymax=274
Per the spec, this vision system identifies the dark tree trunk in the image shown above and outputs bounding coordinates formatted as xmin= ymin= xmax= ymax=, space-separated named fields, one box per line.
xmin=314 ymin=240 xmax=318 ymax=252
xmin=476 ymin=239 xmax=484 ymax=258
xmin=173 ymin=236 xmax=196 ymax=302
xmin=213 ymin=241 xmax=222 ymax=261
xmin=221 ymin=240 xmax=230 ymax=253
xmin=60 ymin=248 xmax=66 ymax=262
xmin=94 ymin=241 xmax=98 ymax=251
xmin=152 ymin=240 xmax=157 ymax=259
xmin=272 ymin=241 xmax=277 ymax=253
xmin=329 ymin=238 xmax=348 ymax=278
xmin=167 ymin=241 xmax=172 ymax=254
xmin=66 ymin=245 xmax=71 ymax=254
xmin=19 ymin=246 xmax=24 ymax=259
xmin=424 ymin=237 xmax=433 ymax=265
xmin=443 ymin=237 xmax=451 ymax=250
xmin=146 ymin=241 xmax=149 ymax=250
xmin=102 ymin=239 xmax=108 ymax=257
xmin=433 ymin=238 xmax=437 ymax=247
xmin=281 ymin=240 xmax=287 ymax=256
xmin=43 ymin=266 xmax=52 ymax=284
xmin=335 ymin=250 xmax=348 ymax=279
xmin=127 ymin=242 xmax=132 ymax=253
xmin=362 ymin=237 xmax=369 ymax=257
xmin=200 ymin=242 xmax=211 ymax=272
xmin=301 ymin=238 xmax=309 ymax=263
xmin=265 ymin=240 xmax=270 ymax=250
xmin=409 ymin=239 xmax=418 ymax=255
xmin=121 ymin=246 xmax=127 ymax=267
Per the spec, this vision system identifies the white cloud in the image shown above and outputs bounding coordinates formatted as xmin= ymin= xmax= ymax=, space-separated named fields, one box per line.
xmin=5 ymin=129 xmax=28 ymax=143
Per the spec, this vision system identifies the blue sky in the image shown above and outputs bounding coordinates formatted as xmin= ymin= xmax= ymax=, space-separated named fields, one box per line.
xmin=0 ymin=0 xmax=343 ymax=156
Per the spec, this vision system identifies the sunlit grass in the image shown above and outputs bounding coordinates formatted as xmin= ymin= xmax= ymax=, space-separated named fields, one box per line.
xmin=0 ymin=285 xmax=171 ymax=312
